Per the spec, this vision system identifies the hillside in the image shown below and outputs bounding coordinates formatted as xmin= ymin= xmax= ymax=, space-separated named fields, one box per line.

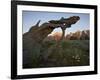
xmin=44 ymin=30 xmax=90 ymax=41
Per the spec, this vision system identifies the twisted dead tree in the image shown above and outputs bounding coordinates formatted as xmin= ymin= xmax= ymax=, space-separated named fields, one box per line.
xmin=49 ymin=16 xmax=80 ymax=41
xmin=39 ymin=16 xmax=80 ymax=67
xmin=23 ymin=16 xmax=80 ymax=68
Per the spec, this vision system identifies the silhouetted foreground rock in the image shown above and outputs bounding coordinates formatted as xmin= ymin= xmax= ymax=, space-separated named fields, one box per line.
xmin=23 ymin=16 xmax=80 ymax=68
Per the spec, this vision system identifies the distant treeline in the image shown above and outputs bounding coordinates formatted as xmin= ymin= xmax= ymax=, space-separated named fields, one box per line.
xmin=44 ymin=30 xmax=90 ymax=41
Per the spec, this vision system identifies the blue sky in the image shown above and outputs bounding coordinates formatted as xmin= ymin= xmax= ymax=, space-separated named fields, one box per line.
xmin=22 ymin=11 xmax=90 ymax=35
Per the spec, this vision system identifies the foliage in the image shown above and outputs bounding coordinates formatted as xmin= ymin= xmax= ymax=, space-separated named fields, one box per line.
xmin=25 ymin=40 xmax=89 ymax=68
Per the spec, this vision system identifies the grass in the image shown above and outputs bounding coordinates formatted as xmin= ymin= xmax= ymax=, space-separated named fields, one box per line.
xmin=24 ymin=40 xmax=89 ymax=68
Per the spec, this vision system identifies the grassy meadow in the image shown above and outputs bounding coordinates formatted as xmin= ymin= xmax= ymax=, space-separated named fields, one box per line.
xmin=26 ymin=40 xmax=89 ymax=68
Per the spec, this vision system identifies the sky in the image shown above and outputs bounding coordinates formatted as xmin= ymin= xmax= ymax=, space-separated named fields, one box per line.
xmin=22 ymin=11 xmax=90 ymax=35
